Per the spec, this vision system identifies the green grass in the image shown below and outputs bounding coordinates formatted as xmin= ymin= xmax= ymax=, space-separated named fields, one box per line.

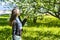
xmin=0 ymin=14 xmax=60 ymax=40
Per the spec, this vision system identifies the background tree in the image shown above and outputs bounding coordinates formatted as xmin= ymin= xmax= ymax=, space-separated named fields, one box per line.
xmin=5 ymin=0 xmax=60 ymax=21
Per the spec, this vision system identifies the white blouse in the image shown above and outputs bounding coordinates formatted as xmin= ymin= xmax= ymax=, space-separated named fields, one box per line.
xmin=16 ymin=17 xmax=22 ymax=29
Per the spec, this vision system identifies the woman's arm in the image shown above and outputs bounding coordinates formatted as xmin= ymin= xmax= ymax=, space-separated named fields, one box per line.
xmin=18 ymin=16 xmax=27 ymax=26
xmin=22 ymin=18 xmax=27 ymax=26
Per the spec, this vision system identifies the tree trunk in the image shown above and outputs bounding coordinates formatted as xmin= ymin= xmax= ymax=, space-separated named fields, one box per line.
xmin=33 ymin=17 xmax=37 ymax=23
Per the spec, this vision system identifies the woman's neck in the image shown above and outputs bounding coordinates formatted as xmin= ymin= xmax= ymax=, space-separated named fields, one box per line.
xmin=16 ymin=15 xmax=19 ymax=18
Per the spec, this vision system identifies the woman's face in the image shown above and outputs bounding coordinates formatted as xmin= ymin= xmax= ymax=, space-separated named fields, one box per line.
xmin=14 ymin=8 xmax=20 ymax=16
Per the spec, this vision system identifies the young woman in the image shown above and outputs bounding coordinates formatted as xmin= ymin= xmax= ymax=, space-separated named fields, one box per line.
xmin=9 ymin=7 xmax=27 ymax=40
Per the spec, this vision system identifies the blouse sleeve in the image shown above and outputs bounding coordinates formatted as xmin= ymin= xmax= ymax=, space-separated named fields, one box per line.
xmin=18 ymin=16 xmax=27 ymax=26
xmin=22 ymin=18 xmax=27 ymax=26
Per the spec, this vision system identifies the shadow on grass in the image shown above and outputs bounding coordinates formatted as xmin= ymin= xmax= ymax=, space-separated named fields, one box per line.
xmin=0 ymin=14 xmax=9 ymax=17
xmin=0 ymin=18 xmax=9 ymax=26
xmin=26 ymin=20 xmax=60 ymax=27
xmin=35 ymin=20 xmax=60 ymax=27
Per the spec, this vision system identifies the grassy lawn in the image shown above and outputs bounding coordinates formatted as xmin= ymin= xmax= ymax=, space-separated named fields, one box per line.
xmin=0 ymin=14 xmax=60 ymax=40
